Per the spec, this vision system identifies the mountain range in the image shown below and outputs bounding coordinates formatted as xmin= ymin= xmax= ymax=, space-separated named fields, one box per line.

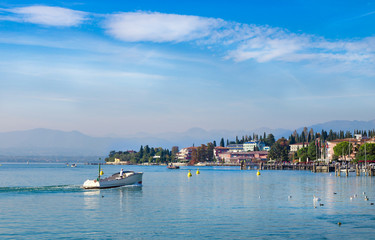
xmin=0 ymin=119 xmax=374 ymax=160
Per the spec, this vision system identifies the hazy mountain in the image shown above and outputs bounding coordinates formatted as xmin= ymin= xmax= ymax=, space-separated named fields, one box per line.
xmin=0 ymin=127 xmax=290 ymax=157
xmin=1 ymin=120 xmax=374 ymax=159
xmin=0 ymin=128 xmax=110 ymax=156
xmin=296 ymin=119 xmax=375 ymax=134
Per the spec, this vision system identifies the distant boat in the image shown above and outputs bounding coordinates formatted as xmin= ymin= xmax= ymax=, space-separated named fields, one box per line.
xmin=71 ymin=164 xmax=77 ymax=168
xmin=167 ymin=164 xmax=180 ymax=169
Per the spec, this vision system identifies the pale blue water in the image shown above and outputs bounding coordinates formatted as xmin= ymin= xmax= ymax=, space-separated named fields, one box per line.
xmin=0 ymin=163 xmax=374 ymax=239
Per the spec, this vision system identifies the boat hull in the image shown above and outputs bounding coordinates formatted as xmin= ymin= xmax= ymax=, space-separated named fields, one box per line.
xmin=167 ymin=166 xmax=180 ymax=169
xmin=83 ymin=172 xmax=143 ymax=189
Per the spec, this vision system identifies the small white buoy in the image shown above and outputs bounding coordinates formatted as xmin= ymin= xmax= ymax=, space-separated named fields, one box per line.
xmin=363 ymin=192 xmax=366 ymax=195
xmin=288 ymin=195 xmax=292 ymax=199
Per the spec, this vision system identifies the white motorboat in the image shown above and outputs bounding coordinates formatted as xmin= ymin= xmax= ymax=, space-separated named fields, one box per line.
xmin=340 ymin=168 xmax=355 ymax=172
xmin=83 ymin=170 xmax=143 ymax=189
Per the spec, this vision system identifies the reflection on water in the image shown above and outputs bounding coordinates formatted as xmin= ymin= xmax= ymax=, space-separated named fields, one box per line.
xmin=0 ymin=165 xmax=374 ymax=239
xmin=83 ymin=186 xmax=143 ymax=211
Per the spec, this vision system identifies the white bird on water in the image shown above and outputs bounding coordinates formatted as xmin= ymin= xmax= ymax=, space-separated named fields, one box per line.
xmin=313 ymin=195 xmax=321 ymax=202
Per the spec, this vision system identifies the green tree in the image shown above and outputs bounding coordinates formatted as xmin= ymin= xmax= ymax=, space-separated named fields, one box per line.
xmin=297 ymin=147 xmax=308 ymax=162
xmin=220 ymin=138 xmax=225 ymax=147
xmin=265 ymin=133 xmax=276 ymax=147
xmin=190 ymin=148 xmax=198 ymax=165
xmin=268 ymin=138 xmax=289 ymax=162
xmin=333 ymin=141 xmax=353 ymax=160
xmin=307 ymin=142 xmax=317 ymax=161
xmin=207 ymin=142 xmax=215 ymax=162
xmin=138 ymin=145 xmax=144 ymax=159
xmin=356 ymin=143 xmax=375 ymax=161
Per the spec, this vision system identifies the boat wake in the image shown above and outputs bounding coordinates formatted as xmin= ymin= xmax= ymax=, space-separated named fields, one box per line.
xmin=0 ymin=185 xmax=83 ymax=193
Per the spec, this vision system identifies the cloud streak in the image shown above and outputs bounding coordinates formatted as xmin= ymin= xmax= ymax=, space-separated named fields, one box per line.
xmin=105 ymin=11 xmax=223 ymax=42
xmin=1 ymin=5 xmax=375 ymax=67
xmin=103 ymin=11 xmax=375 ymax=65
xmin=0 ymin=5 xmax=88 ymax=27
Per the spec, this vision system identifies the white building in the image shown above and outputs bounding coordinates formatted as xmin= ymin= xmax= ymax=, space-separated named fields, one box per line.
xmin=227 ymin=144 xmax=244 ymax=152
xmin=289 ymin=142 xmax=309 ymax=152
xmin=243 ymin=141 xmax=266 ymax=151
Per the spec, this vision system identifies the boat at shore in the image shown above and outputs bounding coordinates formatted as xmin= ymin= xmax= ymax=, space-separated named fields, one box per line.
xmin=340 ymin=168 xmax=355 ymax=172
xmin=167 ymin=164 xmax=180 ymax=169
xmin=83 ymin=165 xmax=143 ymax=189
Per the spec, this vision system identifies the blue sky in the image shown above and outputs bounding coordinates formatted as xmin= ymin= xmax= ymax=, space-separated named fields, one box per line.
xmin=0 ymin=1 xmax=375 ymax=136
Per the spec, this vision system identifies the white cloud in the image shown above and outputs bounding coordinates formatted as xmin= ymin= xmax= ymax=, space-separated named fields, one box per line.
xmin=2 ymin=5 xmax=88 ymax=27
xmin=2 ymin=5 xmax=375 ymax=67
xmin=224 ymin=27 xmax=375 ymax=64
xmin=105 ymin=11 xmax=223 ymax=42
xmin=103 ymin=11 xmax=375 ymax=65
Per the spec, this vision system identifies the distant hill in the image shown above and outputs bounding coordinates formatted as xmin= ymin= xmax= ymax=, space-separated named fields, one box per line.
xmin=296 ymin=119 xmax=375 ymax=134
xmin=0 ymin=120 xmax=374 ymax=159
xmin=0 ymin=128 xmax=110 ymax=156
xmin=0 ymin=127 xmax=290 ymax=158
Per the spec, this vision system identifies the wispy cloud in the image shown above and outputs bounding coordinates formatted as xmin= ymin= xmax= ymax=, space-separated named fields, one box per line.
xmin=2 ymin=5 xmax=375 ymax=68
xmin=0 ymin=5 xmax=88 ymax=27
xmin=102 ymin=11 xmax=375 ymax=65
xmin=104 ymin=11 xmax=223 ymax=42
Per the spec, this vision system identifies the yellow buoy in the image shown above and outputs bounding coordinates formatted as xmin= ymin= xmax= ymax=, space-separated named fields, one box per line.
xmin=257 ymin=170 xmax=261 ymax=176
xmin=188 ymin=170 xmax=192 ymax=177
xmin=196 ymin=168 xmax=200 ymax=175
xmin=100 ymin=170 xmax=104 ymax=176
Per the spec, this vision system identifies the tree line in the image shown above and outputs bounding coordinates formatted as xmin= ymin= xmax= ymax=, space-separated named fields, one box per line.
xmin=218 ymin=133 xmax=276 ymax=147
xmin=105 ymin=145 xmax=179 ymax=164
xmin=105 ymin=128 xmax=375 ymax=164
xmin=268 ymin=128 xmax=375 ymax=162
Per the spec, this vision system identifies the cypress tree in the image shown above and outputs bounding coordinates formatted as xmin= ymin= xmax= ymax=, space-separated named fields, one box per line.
xmin=220 ymin=138 xmax=225 ymax=147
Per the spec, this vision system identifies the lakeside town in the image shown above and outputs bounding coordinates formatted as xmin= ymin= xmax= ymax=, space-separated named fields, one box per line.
xmin=105 ymin=128 xmax=375 ymax=169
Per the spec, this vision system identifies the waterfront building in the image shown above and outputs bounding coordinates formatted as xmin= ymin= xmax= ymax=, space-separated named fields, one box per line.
xmin=289 ymin=142 xmax=309 ymax=152
xmin=217 ymin=150 xmax=268 ymax=164
xmin=227 ymin=144 xmax=244 ymax=152
xmin=243 ymin=141 xmax=266 ymax=151
xmin=214 ymin=146 xmax=229 ymax=162
xmin=176 ymin=147 xmax=197 ymax=162
xmin=326 ymin=135 xmax=375 ymax=161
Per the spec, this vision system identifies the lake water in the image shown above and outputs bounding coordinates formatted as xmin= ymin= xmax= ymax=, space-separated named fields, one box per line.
xmin=0 ymin=163 xmax=374 ymax=239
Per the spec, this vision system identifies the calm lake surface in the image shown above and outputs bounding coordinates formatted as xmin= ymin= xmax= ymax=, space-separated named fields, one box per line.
xmin=0 ymin=163 xmax=374 ymax=239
